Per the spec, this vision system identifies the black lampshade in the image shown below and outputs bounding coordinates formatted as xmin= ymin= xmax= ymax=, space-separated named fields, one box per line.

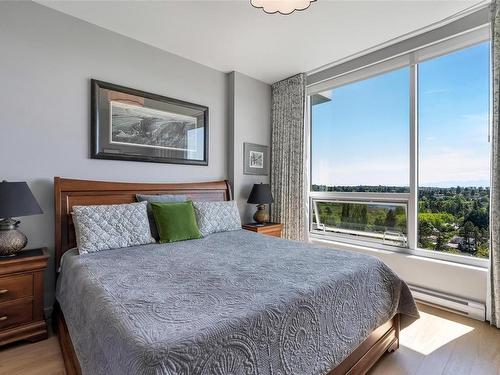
xmin=0 ymin=181 xmax=43 ymax=219
xmin=247 ymin=183 xmax=274 ymax=204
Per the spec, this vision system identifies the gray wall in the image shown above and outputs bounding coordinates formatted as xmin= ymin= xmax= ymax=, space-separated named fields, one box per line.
xmin=228 ymin=72 xmax=272 ymax=224
xmin=0 ymin=2 xmax=230 ymax=312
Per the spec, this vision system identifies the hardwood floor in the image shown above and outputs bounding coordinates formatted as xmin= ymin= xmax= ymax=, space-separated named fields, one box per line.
xmin=370 ymin=304 xmax=500 ymax=375
xmin=0 ymin=335 xmax=65 ymax=375
xmin=0 ymin=304 xmax=498 ymax=375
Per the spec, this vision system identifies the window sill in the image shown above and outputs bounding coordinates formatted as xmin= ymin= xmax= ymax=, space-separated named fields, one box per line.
xmin=309 ymin=233 xmax=489 ymax=270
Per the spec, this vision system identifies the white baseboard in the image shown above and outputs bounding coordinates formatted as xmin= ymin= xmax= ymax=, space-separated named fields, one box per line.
xmin=409 ymin=284 xmax=485 ymax=321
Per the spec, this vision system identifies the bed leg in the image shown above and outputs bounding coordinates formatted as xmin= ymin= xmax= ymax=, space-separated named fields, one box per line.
xmin=387 ymin=338 xmax=399 ymax=352
xmin=387 ymin=313 xmax=401 ymax=352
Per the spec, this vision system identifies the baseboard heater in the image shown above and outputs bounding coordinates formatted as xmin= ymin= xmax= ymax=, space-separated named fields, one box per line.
xmin=408 ymin=284 xmax=485 ymax=321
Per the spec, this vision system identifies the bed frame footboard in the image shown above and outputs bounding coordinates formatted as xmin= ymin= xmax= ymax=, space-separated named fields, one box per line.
xmin=328 ymin=314 xmax=400 ymax=375
xmin=55 ymin=306 xmax=399 ymax=375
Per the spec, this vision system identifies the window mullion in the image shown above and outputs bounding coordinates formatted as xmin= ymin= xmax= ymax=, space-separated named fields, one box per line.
xmin=408 ymin=57 xmax=418 ymax=250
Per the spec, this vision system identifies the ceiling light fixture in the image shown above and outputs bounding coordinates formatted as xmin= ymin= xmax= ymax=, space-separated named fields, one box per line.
xmin=250 ymin=0 xmax=316 ymax=15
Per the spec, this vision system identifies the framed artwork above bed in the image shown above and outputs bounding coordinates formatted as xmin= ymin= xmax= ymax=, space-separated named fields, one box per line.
xmin=91 ymin=79 xmax=209 ymax=165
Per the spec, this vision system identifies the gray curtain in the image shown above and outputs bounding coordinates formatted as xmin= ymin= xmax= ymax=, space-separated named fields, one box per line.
xmin=270 ymin=73 xmax=306 ymax=241
xmin=491 ymin=1 xmax=500 ymax=328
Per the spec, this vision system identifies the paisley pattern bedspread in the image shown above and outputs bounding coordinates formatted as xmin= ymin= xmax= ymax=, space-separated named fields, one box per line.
xmin=56 ymin=230 xmax=418 ymax=375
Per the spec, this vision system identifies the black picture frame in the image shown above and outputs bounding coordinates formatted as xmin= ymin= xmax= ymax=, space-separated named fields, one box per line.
xmin=91 ymin=79 xmax=209 ymax=166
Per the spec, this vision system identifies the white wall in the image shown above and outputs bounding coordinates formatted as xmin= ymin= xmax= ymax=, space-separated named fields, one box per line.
xmin=0 ymin=2 xmax=229 ymax=311
xmin=313 ymin=238 xmax=488 ymax=304
xmin=228 ymin=72 xmax=272 ymax=224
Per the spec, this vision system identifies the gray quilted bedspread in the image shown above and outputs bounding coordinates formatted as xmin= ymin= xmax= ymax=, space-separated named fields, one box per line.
xmin=56 ymin=230 xmax=418 ymax=375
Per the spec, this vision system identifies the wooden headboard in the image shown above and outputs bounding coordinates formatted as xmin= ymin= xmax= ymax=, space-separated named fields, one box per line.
xmin=54 ymin=177 xmax=232 ymax=270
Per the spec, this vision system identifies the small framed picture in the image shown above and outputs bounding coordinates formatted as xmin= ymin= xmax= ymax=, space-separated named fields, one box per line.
xmin=244 ymin=143 xmax=269 ymax=175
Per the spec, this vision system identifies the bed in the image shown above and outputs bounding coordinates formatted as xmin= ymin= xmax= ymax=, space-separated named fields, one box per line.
xmin=53 ymin=177 xmax=418 ymax=375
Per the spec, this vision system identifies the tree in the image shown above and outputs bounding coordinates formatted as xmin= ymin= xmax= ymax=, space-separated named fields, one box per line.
xmin=435 ymin=232 xmax=447 ymax=251
xmin=465 ymin=209 xmax=488 ymax=230
xmin=318 ymin=203 xmax=341 ymax=227
xmin=341 ymin=203 xmax=350 ymax=229
xmin=418 ymin=219 xmax=434 ymax=248
xmin=476 ymin=246 xmax=489 ymax=258
xmin=418 ymin=212 xmax=456 ymax=251
xmin=459 ymin=221 xmax=476 ymax=254
xmin=341 ymin=204 xmax=350 ymax=221
xmin=360 ymin=206 xmax=368 ymax=226
xmin=419 ymin=212 xmax=455 ymax=228
xmin=385 ymin=209 xmax=396 ymax=229
xmin=374 ymin=217 xmax=385 ymax=230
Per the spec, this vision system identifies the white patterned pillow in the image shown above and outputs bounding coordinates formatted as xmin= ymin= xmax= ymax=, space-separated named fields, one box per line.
xmin=72 ymin=201 xmax=155 ymax=255
xmin=193 ymin=201 xmax=242 ymax=236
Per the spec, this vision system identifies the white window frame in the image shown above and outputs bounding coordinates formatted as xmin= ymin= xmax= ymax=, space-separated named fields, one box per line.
xmin=307 ymin=22 xmax=491 ymax=268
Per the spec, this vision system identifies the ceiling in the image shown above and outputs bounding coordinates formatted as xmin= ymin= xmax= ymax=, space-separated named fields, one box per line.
xmin=37 ymin=0 xmax=484 ymax=84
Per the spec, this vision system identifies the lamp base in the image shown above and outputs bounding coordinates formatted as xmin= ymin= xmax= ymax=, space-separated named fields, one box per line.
xmin=253 ymin=204 xmax=269 ymax=224
xmin=0 ymin=218 xmax=28 ymax=257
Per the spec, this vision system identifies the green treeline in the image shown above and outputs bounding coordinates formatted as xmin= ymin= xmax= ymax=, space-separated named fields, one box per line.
xmin=312 ymin=185 xmax=489 ymax=258
xmin=418 ymin=186 xmax=489 ymax=258
xmin=315 ymin=202 xmax=406 ymax=235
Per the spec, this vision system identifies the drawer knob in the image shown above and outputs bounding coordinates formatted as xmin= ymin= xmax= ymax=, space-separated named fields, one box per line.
xmin=0 ymin=316 xmax=7 ymax=321
xmin=0 ymin=289 xmax=8 ymax=295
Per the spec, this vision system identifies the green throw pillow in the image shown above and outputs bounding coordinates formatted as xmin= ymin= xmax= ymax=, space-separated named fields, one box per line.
xmin=151 ymin=201 xmax=202 ymax=243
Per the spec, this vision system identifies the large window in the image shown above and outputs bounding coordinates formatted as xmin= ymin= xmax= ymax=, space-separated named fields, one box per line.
xmin=309 ymin=31 xmax=490 ymax=264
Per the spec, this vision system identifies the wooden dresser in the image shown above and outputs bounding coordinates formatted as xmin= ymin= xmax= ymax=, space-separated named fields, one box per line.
xmin=0 ymin=248 xmax=49 ymax=346
xmin=242 ymin=222 xmax=283 ymax=238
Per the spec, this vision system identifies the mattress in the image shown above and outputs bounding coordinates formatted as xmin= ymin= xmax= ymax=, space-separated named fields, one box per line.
xmin=56 ymin=229 xmax=418 ymax=375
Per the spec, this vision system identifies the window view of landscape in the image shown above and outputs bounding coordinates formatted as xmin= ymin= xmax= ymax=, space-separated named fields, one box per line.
xmin=417 ymin=187 xmax=489 ymax=257
xmin=418 ymin=42 xmax=490 ymax=258
xmin=312 ymin=201 xmax=407 ymax=247
xmin=311 ymin=41 xmax=490 ymax=259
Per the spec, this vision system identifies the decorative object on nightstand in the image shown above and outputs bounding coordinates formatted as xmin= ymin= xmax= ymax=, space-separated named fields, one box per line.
xmin=0 ymin=248 xmax=49 ymax=346
xmin=243 ymin=222 xmax=283 ymax=238
xmin=247 ymin=183 xmax=274 ymax=224
xmin=0 ymin=181 xmax=43 ymax=257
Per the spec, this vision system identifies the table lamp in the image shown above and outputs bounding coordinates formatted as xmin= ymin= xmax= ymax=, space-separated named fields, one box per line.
xmin=247 ymin=183 xmax=274 ymax=225
xmin=0 ymin=181 xmax=43 ymax=257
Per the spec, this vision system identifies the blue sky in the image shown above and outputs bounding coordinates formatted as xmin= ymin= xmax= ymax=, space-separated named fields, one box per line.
xmin=311 ymin=41 xmax=490 ymax=188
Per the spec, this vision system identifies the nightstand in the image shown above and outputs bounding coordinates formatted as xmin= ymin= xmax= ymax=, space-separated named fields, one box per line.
xmin=0 ymin=248 xmax=49 ymax=346
xmin=242 ymin=222 xmax=283 ymax=238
